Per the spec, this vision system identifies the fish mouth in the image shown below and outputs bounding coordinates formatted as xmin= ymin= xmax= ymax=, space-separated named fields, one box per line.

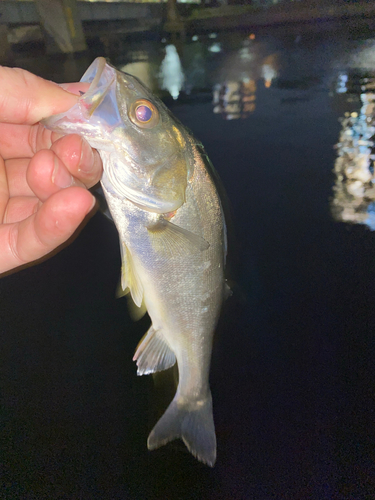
xmin=79 ymin=57 xmax=118 ymax=121
xmin=82 ymin=57 xmax=108 ymax=90
xmin=43 ymin=57 xmax=121 ymax=136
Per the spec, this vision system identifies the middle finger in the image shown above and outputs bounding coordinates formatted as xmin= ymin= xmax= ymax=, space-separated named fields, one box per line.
xmin=0 ymin=83 xmax=91 ymax=160
xmin=27 ymin=148 xmax=85 ymax=202
xmin=51 ymin=134 xmax=102 ymax=188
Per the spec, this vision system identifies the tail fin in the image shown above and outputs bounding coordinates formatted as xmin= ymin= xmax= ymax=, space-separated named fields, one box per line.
xmin=147 ymin=393 xmax=216 ymax=467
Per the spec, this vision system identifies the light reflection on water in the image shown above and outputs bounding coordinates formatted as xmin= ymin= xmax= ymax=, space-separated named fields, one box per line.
xmin=213 ymin=79 xmax=257 ymax=120
xmin=13 ymin=31 xmax=375 ymax=229
xmin=158 ymin=44 xmax=184 ymax=100
xmin=111 ymin=33 xmax=375 ymax=230
xmin=331 ymin=77 xmax=375 ymax=230
xmin=114 ymin=36 xmax=280 ymax=115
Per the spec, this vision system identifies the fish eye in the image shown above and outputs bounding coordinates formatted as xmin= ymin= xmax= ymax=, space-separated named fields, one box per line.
xmin=129 ymin=99 xmax=159 ymax=129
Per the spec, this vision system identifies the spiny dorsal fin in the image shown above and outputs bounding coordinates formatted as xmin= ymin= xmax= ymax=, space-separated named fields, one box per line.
xmin=133 ymin=326 xmax=176 ymax=376
xmin=147 ymin=219 xmax=209 ymax=258
xmin=119 ymin=241 xmax=143 ymax=307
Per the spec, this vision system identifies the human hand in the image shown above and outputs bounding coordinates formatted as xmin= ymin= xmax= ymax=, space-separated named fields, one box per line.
xmin=0 ymin=66 xmax=103 ymax=275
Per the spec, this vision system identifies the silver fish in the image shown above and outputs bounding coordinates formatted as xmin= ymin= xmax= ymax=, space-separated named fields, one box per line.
xmin=44 ymin=57 xmax=227 ymax=466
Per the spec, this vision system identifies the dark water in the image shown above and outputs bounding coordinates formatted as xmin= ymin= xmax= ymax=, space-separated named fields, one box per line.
xmin=1 ymin=27 xmax=375 ymax=499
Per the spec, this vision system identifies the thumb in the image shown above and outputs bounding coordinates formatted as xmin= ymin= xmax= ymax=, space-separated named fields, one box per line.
xmin=0 ymin=66 xmax=79 ymax=125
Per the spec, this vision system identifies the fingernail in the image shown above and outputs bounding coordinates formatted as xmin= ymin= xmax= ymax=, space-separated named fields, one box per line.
xmin=57 ymin=83 xmax=80 ymax=96
xmin=79 ymin=138 xmax=95 ymax=174
xmin=52 ymin=157 xmax=73 ymax=188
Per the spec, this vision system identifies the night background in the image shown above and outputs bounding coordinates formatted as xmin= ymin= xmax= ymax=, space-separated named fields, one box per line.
xmin=1 ymin=0 xmax=375 ymax=498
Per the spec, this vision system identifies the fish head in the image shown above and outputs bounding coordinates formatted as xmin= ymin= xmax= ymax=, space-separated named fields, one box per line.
xmin=44 ymin=57 xmax=193 ymax=213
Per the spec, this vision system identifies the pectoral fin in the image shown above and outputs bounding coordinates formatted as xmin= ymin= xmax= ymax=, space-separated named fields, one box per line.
xmin=147 ymin=219 xmax=209 ymax=258
xmin=119 ymin=241 xmax=143 ymax=308
xmin=133 ymin=326 xmax=176 ymax=376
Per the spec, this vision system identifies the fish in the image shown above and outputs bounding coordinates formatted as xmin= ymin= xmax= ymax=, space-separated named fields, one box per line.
xmin=44 ymin=57 xmax=227 ymax=466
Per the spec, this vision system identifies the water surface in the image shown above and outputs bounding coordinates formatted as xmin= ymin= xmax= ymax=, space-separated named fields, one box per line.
xmin=1 ymin=27 xmax=375 ymax=499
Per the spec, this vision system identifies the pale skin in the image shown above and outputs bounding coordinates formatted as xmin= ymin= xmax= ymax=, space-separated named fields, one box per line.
xmin=0 ymin=66 xmax=103 ymax=275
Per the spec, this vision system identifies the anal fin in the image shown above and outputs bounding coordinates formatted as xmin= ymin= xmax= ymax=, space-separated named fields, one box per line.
xmin=133 ymin=326 xmax=176 ymax=376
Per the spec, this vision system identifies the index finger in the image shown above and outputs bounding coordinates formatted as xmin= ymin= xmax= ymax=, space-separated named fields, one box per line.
xmin=0 ymin=67 xmax=79 ymax=124
xmin=0 ymin=81 xmax=90 ymax=159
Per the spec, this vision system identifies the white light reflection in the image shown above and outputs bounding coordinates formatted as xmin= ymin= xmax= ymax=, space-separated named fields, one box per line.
xmin=336 ymin=72 xmax=348 ymax=94
xmin=208 ymin=42 xmax=221 ymax=53
xmin=239 ymin=40 xmax=253 ymax=62
xmin=159 ymin=44 xmax=184 ymax=100
xmin=332 ymin=80 xmax=375 ymax=230
xmin=261 ymin=54 xmax=278 ymax=88
xmin=120 ymin=61 xmax=154 ymax=91
xmin=262 ymin=64 xmax=276 ymax=88
xmin=350 ymin=39 xmax=375 ymax=69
